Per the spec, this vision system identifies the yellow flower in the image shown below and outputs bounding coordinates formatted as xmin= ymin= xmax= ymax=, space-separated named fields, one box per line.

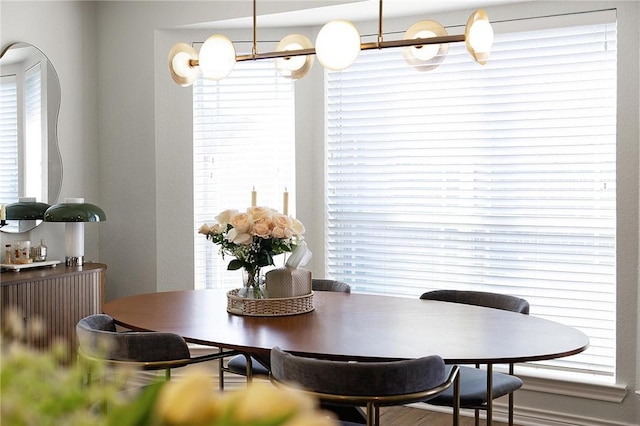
xmin=224 ymin=383 xmax=315 ymax=424
xmin=155 ymin=369 xmax=220 ymax=425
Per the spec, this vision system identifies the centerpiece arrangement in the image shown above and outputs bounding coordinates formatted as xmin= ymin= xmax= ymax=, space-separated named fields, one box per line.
xmin=199 ymin=206 xmax=305 ymax=299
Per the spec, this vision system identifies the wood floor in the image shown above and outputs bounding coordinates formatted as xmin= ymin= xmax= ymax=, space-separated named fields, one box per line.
xmin=380 ymin=406 xmax=510 ymax=426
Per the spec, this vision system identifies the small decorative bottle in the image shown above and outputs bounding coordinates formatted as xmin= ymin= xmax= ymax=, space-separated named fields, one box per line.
xmin=4 ymin=244 xmax=11 ymax=264
xmin=35 ymin=239 xmax=48 ymax=262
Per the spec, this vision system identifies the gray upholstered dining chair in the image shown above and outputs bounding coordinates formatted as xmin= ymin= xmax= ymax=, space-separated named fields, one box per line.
xmin=270 ymin=346 xmax=460 ymax=426
xmin=218 ymin=279 xmax=351 ymax=390
xmin=76 ymin=314 xmax=240 ymax=382
xmin=419 ymin=290 xmax=529 ymax=426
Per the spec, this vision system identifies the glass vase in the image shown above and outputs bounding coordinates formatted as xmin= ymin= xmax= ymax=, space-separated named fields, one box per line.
xmin=238 ymin=266 xmax=268 ymax=299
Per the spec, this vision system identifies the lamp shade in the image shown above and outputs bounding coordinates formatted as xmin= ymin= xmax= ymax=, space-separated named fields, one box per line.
xmin=6 ymin=201 xmax=50 ymax=220
xmin=168 ymin=42 xmax=199 ymax=87
xmin=199 ymin=34 xmax=236 ymax=80
xmin=44 ymin=202 xmax=106 ymax=222
xmin=316 ymin=20 xmax=361 ymax=71
xmin=275 ymin=34 xmax=314 ymax=79
xmin=402 ymin=20 xmax=449 ymax=71
xmin=43 ymin=198 xmax=106 ymax=267
xmin=465 ymin=9 xmax=494 ymax=65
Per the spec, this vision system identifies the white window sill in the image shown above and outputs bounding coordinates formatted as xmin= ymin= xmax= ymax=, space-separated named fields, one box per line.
xmin=511 ymin=365 xmax=627 ymax=403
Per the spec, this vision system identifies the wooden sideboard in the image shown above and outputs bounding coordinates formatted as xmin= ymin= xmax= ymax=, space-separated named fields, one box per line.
xmin=1 ymin=262 xmax=106 ymax=357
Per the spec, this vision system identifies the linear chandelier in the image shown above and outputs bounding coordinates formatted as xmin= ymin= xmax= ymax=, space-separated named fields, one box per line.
xmin=168 ymin=0 xmax=494 ymax=86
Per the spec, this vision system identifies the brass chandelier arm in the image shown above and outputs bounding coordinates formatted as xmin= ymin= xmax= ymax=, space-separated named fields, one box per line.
xmin=188 ymin=34 xmax=465 ymax=66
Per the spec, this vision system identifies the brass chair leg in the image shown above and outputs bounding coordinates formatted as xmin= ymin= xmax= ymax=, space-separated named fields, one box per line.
xmin=218 ymin=349 xmax=225 ymax=391
xmin=366 ymin=402 xmax=375 ymax=426
xmin=453 ymin=370 xmax=460 ymax=426
xmin=486 ymin=364 xmax=493 ymax=426
xmin=508 ymin=363 xmax=515 ymax=426
xmin=245 ymin=355 xmax=253 ymax=383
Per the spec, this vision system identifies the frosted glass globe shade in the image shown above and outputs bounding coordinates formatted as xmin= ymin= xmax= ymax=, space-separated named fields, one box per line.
xmin=465 ymin=10 xmax=493 ymax=65
xmin=275 ymin=34 xmax=314 ymax=79
xmin=168 ymin=42 xmax=198 ymax=86
xmin=316 ymin=20 xmax=360 ymax=71
xmin=402 ymin=21 xmax=448 ymax=71
xmin=468 ymin=20 xmax=494 ymax=53
xmin=199 ymin=34 xmax=236 ymax=80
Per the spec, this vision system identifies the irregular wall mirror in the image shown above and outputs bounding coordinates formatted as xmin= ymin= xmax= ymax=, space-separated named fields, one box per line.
xmin=0 ymin=42 xmax=62 ymax=233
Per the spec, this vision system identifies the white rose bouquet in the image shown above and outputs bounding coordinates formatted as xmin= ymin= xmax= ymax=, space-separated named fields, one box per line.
xmin=198 ymin=207 xmax=305 ymax=293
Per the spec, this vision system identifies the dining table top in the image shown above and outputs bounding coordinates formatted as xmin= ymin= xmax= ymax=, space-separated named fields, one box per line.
xmin=102 ymin=289 xmax=589 ymax=365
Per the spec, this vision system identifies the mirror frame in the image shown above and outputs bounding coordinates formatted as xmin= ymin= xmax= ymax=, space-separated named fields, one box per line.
xmin=0 ymin=42 xmax=62 ymax=233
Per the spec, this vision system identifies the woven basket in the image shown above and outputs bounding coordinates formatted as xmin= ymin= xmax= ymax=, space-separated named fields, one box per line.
xmin=227 ymin=289 xmax=314 ymax=317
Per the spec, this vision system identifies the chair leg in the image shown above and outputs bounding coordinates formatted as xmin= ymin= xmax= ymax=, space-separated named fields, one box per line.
xmin=366 ymin=402 xmax=375 ymax=426
xmin=218 ymin=349 xmax=225 ymax=391
xmin=245 ymin=354 xmax=253 ymax=383
xmin=453 ymin=370 xmax=460 ymax=426
xmin=508 ymin=363 xmax=515 ymax=426
xmin=486 ymin=364 xmax=493 ymax=426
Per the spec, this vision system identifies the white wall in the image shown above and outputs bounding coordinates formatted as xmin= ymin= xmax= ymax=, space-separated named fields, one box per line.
xmin=1 ymin=1 xmax=638 ymax=424
xmin=0 ymin=1 xmax=99 ymax=264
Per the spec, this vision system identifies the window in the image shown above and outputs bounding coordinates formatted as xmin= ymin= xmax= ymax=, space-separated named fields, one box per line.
xmin=24 ymin=63 xmax=44 ymax=200
xmin=0 ymin=74 xmax=18 ymax=203
xmin=325 ymin=15 xmax=616 ymax=379
xmin=193 ymin=60 xmax=296 ymax=290
xmin=0 ymin=61 xmax=45 ymax=205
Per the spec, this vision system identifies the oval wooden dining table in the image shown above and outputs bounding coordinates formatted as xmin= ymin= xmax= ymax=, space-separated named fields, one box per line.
xmin=103 ymin=289 xmax=588 ymax=365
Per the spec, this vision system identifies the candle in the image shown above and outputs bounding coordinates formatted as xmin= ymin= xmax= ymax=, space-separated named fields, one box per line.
xmin=0 ymin=204 xmax=5 ymax=221
xmin=251 ymin=186 xmax=257 ymax=207
xmin=283 ymin=187 xmax=289 ymax=215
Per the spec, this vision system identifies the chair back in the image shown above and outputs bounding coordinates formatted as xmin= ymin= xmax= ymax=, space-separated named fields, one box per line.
xmin=311 ymin=279 xmax=351 ymax=293
xmin=270 ymin=347 xmax=455 ymax=405
xmin=76 ymin=314 xmax=191 ymax=364
xmin=419 ymin=290 xmax=529 ymax=314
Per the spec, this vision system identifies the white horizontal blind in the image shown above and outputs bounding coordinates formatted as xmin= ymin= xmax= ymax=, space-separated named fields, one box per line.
xmin=326 ymin=19 xmax=616 ymax=378
xmin=193 ymin=60 xmax=295 ymax=290
xmin=0 ymin=74 xmax=18 ymax=204
xmin=24 ymin=63 xmax=43 ymax=200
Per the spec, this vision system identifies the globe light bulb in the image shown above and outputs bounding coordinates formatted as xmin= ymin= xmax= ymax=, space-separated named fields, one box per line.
xmin=468 ymin=20 xmax=494 ymax=54
xmin=172 ymin=52 xmax=193 ymax=77
xmin=409 ymin=31 xmax=440 ymax=61
xmin=465 ymin=9 xmax=494 ymax=65
xmin=276 ymin=44 xmax=307 ymax=72
xmin=168 ymin=42 xmax=198 ymax=86
xmin=199 ymin=34 xmax=236 ymax=80
xmin=315 ymin=20 xmax=361 ymax=71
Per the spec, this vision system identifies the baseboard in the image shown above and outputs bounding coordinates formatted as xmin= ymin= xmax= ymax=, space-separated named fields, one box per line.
xmin=407 ymin=401 xmax=638 ymax=426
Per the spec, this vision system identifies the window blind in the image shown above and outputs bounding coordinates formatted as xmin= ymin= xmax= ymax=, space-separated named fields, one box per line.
xmin=193 ymin=60 xmax=295 ymax=290
xmin=325 ymin=19 xmax=616 ymax=378
xmin=0 ymin=74 xmax=18 ymax=204
xmin=24 ymin=63 xmax=43 ymax=199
